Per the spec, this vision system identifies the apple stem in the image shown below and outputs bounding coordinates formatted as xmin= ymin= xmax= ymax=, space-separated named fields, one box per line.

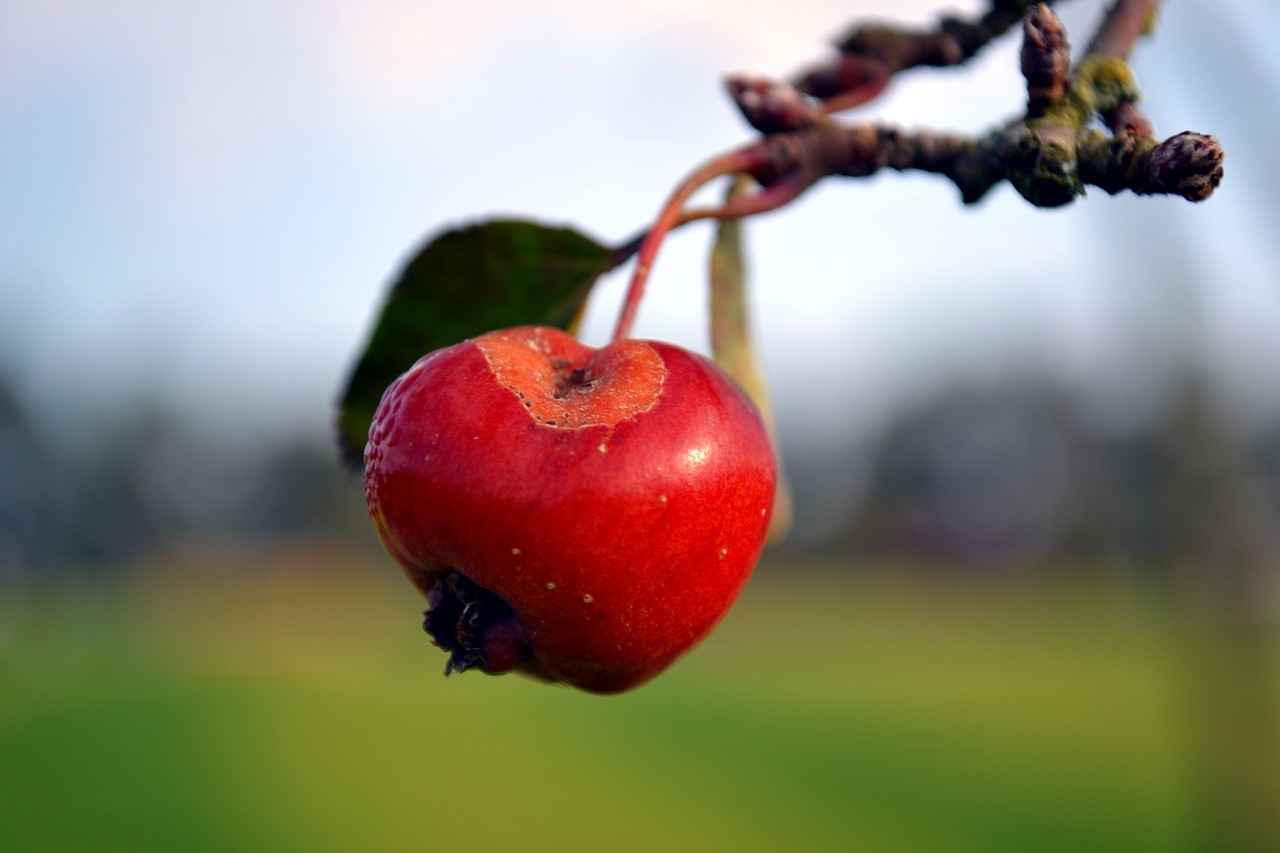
xmin=610 ymin=147 xmax=764 ymax=342
xmin=681 ymin=172 xmax=813 ymax=223
xmin=607 ymin=170 xmax=813 ymax=279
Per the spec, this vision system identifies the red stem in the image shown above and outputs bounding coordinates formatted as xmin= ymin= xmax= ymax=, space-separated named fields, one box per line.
xmin=680 ymin=173 xmax=813 ymax=224
xmin=815 ymin=75 xmax=891 ymax=116
xmin=610 ymin=148 xmax=762 ymax=342
xmin=606 ymin=172 xmax=813 ymax=290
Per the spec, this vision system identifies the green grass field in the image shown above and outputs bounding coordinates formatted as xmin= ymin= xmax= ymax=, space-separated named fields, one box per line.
xmin=0 ymin=544 xmax=1266 ymax=851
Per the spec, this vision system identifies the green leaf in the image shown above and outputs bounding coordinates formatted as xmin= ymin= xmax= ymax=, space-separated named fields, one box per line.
xmin=336 ymin=219 xmax=615 ymax=467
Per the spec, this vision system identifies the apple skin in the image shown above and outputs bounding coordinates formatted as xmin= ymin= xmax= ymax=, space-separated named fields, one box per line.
xmin=364 ymin=325 xmax=776 ymax=693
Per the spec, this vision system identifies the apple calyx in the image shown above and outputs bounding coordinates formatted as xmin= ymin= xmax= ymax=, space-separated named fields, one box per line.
xmin=424 ymin=572 xmax=531 ymax=676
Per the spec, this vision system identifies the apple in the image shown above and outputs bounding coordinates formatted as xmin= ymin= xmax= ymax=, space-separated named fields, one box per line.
xmin=364 ymin=325 xmax=776 ymax=693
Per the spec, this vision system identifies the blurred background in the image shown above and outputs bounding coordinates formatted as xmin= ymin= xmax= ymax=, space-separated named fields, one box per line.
xmin=2 ymin=1 xmax=1277 ymax=850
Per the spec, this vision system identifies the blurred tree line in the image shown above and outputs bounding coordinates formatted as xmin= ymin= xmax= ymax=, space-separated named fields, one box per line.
xmin=4 ymin=351 xmax=1278 ymax=579
xmin=0 ymin=366 xmax=370 ymax=574
xmin=818 ymin=380 xmax=1280 ymax=569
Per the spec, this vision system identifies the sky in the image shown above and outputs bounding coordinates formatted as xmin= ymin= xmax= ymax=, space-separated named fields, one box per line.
xmin=1 ymin=0 xmax=1277 ymax=483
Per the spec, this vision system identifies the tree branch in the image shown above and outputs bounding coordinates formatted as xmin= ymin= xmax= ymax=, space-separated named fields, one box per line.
xmin=717 ymin=1 xmax=1220 ymax=211
xmin=613 ymin=2 xmax=1220 ymax=279
xmin=1084 ymin=0 xmax=1160 ymax=59
xmin=792 ymin=0 xmax=1056 ymax=112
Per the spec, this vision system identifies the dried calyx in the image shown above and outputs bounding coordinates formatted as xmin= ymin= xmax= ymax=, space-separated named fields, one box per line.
xmin=424 ymin=572 xmax=531 ymax=676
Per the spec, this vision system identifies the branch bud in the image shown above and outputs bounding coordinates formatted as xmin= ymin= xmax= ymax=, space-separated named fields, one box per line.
xmin=1021 ymin=4 xmax=1070 ymax=117
xmin=1146 ymin=131 xmax=1224 ymax=202
xmin=726 ymin=74 xmax=820 ymax=134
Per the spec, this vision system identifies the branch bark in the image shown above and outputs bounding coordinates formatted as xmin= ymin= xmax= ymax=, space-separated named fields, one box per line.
xmin=719 ymin=1 xmax=1220 ymax=211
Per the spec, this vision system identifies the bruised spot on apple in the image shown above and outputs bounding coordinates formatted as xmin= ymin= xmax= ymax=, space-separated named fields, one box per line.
xmin=364 ymin=325 xmax=776 ymax=693
xmin=477 ymin=326 xmax=664 ymax=429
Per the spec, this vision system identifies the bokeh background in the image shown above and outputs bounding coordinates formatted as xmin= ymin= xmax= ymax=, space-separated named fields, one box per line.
xmin=2 ymin=1 xmax=1278 ymax=850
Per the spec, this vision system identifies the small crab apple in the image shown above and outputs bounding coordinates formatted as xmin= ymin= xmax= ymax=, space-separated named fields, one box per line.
xmin=364 ymin=325 xmax=776 ymax=693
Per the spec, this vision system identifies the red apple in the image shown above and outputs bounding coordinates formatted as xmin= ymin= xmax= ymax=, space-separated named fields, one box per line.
xmin=364 ymin=325 xmax=776 ymax=693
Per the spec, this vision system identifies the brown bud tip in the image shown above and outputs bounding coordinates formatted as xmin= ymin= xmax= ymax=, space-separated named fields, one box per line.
xmin=1147 ymin=131 xmax=1224 ymax=201
xmin=726 ymin=73 xmax=819 ymax=134
xmin=1021 ymin=3 xmax=1070 ymax=115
